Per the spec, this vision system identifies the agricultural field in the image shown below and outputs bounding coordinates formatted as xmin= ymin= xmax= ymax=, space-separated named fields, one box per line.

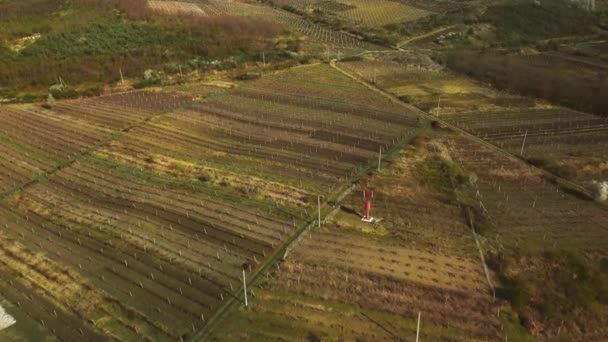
xmin=271 ymin=0 xmax=431 ymax=27
xmin=148 ymin=0 xmax=207 ymax=15
xmin=336 ymin=0 xmax=431 ymax=27
xmin=211 ymin=126 xmax=608 ymax=341
xmin=147 ymin=0 xmax=375 ymax=50
xmin=0 ymin=90 xmax=191 ymax=196
xmin=0 ymin=63 xmax=421 ymax=340
xmin=338 ymin=51 xmax=608 ymax=186
xmin=211 ymin=134 xmax=505 ymax=341
xmin=2 ymin=0 xmax=608 ymax=340
xmin=96 ymin=64 xmax=419 ymax=206
xmin=444 ymin=134 xmax=608 ymax=340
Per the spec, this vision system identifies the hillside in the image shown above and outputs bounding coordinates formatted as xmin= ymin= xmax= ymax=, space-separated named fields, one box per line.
xmin=0 ymin=0 xmax=607 ymax=341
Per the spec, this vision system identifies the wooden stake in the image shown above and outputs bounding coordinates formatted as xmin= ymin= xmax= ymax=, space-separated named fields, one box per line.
xmin=416 ymin=311 xmax=421 ymax=342
xmin=318 ymin=196 xmax=321 ymax=228
xmin=520 ymin=130 xmax=528 ymax=156
xmin=243 ymin=269 xmax=248 ymax=307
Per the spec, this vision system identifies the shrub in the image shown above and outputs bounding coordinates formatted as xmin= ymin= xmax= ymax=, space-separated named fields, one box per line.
xmin=133 ymin=69 xmax=161 ymax=88
xmin=236 ymin=72 xmax=261 ymax=81
xmin=49 ymin=83 xmax=78 ymax=99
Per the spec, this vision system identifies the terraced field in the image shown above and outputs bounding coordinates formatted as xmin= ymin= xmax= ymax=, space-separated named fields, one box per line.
xmin=147 ymin=0 xmax=375 ymax=50
xmin=445 ymin=135 xmax=608 ymax=254
xmin=0 ymin=64 xmax=420 ymax=340
xmin=210 ymin=124 xmax=608 ymax=341
xmin=211 ymin=135 xmax=504 ymax=341
xmin=273 ymin=0 xmax=432 ymax=27
xmin=338 ymin=52 xmax=608 ymax=186
xmin=0 ymin=91 xmax=191 ymax=195
xmin=338 ymin=0 xmax=431 ymax=27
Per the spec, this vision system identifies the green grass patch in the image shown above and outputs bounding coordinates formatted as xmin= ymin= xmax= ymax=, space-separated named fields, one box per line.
xmin=416 ymin=154 xmax=475 ymax=205
xmin=498 ymin=310 xmax=535 ymax=342
xmin=20 ymin=21 xmax=197 ymax=60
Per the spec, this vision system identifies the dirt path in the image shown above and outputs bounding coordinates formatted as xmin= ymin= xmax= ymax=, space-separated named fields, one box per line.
xmin=397 ymin=25 xmax=458 ymax=49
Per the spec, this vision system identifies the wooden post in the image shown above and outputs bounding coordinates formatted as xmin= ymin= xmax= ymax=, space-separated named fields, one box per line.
xmin=119 ymin=69 xmax=124 ymax=85
xmin=416 ymin=311 xmax=421 ymax=342
xmin=378 ymin=147 xmax=382 ymax=172
xmin=243 ymin=269 xmax=248 ymax=307
xmin=520 ymin=130 xmax=528 ymax=156
xmin=437 ymin=96 xmax=441 ymax=117
xmin=318 ymin=196 xmax=321 ymax=228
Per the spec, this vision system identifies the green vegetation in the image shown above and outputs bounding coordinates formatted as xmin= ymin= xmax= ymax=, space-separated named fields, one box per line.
xmin=491 ymin=251 xmax=608 ymax=330
xmin=416 ymin=155 xmax=476 ymax=206
xmin=443 ymin=51 xmax=608 ymax=116
xmin=19 ymin=22 xmax=196 ymax=59
xmin=0 ymin=0 xmax=282 ymax=100
xmin=482 ymin=0 xmax=600 ymax=46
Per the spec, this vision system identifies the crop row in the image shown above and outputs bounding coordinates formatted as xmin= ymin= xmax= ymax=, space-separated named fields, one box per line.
xmin=0 ymin=91 xmax=189 ymax=194
xmin=443 ymin=108 xmax=608 ymax=186
xmin=0 ymin=150 xmax=297 ymax=340
xmin=337 ymin=0 xmax=431 ymax=27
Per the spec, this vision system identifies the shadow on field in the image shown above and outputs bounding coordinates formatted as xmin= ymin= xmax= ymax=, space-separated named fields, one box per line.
xmin=340 ymin=205 xmax=361 ymax=218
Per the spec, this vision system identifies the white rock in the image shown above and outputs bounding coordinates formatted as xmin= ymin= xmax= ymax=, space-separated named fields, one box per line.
xmin=0 ymin=305 xmax=16 ymax=330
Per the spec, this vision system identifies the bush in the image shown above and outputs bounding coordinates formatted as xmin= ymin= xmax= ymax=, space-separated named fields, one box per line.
xmin=49 ymin=83 xmax=78 ymax=99
xmin=133 ymin=69 xmax=161 ymax=88
xmin=236 ymin=72 xmax=261 ymax=81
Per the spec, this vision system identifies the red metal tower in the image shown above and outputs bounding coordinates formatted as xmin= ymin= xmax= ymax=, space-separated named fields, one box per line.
xmin=362 ymin=189 xmax=374 ymax=222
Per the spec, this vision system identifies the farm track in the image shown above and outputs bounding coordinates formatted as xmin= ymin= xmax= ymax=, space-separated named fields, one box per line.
xmin=398 ymin=25 xmax=458 ymax=49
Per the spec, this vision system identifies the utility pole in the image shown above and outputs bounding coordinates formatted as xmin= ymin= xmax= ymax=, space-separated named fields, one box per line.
xmin=119 ymin=69 xmax=124 ymax=85
xmin=262 ymin=52 xmax=266 ymax=67
xmin=378 ymin=146 xmax=382 ymax=172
